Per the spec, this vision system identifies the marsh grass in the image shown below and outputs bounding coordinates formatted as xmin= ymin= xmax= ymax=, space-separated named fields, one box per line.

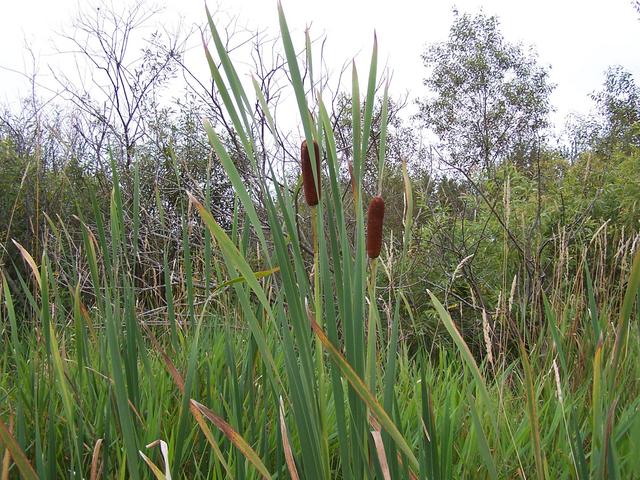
xmin=1 ymin=4 xmax=640 ymax=479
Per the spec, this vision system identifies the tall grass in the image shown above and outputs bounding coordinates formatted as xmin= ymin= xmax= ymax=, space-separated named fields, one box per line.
xmin=1 ymin=4 xmax=640 ymax=479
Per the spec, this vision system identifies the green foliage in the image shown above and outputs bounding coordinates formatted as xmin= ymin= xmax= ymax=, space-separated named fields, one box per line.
xmin=0 ymin=137 xmax=30 ymax=251
xmin=418 ymin=9 xmax=553 ymax=173
xmin=0 ymin=132 xmax=105 ymax=307
xmin=405 ymin=139 xmax=639 ymax=355
xmin=562 ymin=147 xmax=640 ymax=231
xmin=591 ymin=66 xmax=640 ymax=153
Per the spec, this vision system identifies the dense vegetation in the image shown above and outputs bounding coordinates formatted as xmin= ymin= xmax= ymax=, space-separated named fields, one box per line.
xmin=1 ymin=3 xmax=639 ymax=479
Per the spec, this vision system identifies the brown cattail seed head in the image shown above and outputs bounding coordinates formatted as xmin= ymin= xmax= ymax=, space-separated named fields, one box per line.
xmin=301 ymin=139 xmax=321 ymax=206
xmin=366 ymin=196 xmax=385 ymax=259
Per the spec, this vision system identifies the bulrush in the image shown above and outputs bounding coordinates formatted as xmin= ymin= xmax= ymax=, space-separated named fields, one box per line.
xmin=366 ymin=196 xmax=385 ymax=259
xmin=301 ymin=139 xmax=321 ymax=206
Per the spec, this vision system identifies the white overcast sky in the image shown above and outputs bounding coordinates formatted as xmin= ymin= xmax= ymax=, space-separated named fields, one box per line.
xmin=1 ymin=0 xmax=639 ymax=133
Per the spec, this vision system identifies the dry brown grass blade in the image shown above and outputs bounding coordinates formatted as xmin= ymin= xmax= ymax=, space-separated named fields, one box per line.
xmin=190 ymin=405 xmax=233 ymax=476
xmin=139 ymin=452 xmax=166 ymax=480
xmin=143 ymin=324 xmax=233 ymax=476
xmin=90 ymin=438 xmax=103 ymax=480
xmin=142 ymin=324 xmax=185 ymax=392
xmin=397 ymin=453 xmax=420 ymax=480
xmin=78 ymin=299 xmax=98 ymax=344
xmin=12 ymin=240 xmax=40 ymax=289
xmin=309 ymin=312 xmax=420 ymax=473
xmin=278 ymin=397 xmax=299 ymax=480
xmin=371 ymin=430 xmax=391 ymax=480
xmin=1 ymin=448 xmax=8 ymax=480
xmin=191 ymin=400 xmax=272 ymax=480
xmin=127 ymin=398 xmax=145 ymax=426
xmin=0 ymin=417 xmax=38 ymax=480
xmin=1 ymin=416 xmax=13 ymax=480
xmin=140 ymin=440 xmax=172 ymax=480
xmin=367 ymin=413 xmax=417 ymax=480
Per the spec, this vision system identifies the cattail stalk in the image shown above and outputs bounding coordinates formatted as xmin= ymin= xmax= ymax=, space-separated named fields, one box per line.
xmin=301 ymin=138 xmax=323 ymax=329
xmin=302 ymin=138 xmax=328 ymax=457
xmin=311 ymin=204 xmax=330 ymax=469
xmin=365 ymin=254 xmax=380 ymax=391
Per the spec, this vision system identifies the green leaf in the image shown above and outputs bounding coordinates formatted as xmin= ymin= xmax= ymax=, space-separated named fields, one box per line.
xmin=191 ymin=400 xmax=272 ymax=480
xmin=428 ymin=290 xmax=491 ymax=406
xmin=310 ymin=316 xmax=420 ymax=474
xmin=0 ymin=417 xmax=39 ymax=480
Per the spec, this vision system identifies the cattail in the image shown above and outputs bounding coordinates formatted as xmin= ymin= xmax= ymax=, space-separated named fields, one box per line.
xmin=301 ymin=139 xmax=321 ymax=206
xmin=366 ymin=196 xmax=385 ymax=259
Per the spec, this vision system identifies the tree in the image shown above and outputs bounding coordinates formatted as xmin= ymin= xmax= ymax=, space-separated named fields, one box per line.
xmin=562 ymin=67 xmax=640 ymax=161
xmin=54 ymin=0 xmax=184 ymax=170
xmin=417 ymin=10 xmax=553 ymax=175
xmin=591 ymin=66 xmax=640 ymax=153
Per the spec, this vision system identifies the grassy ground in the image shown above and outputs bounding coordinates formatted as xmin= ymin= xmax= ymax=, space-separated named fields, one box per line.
xmin=1 ymin=239 xmax=639 ymax=478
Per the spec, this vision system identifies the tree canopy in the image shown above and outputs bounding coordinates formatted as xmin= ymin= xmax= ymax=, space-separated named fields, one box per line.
xmin=417 ymin=10 xmax=553 ymax=174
